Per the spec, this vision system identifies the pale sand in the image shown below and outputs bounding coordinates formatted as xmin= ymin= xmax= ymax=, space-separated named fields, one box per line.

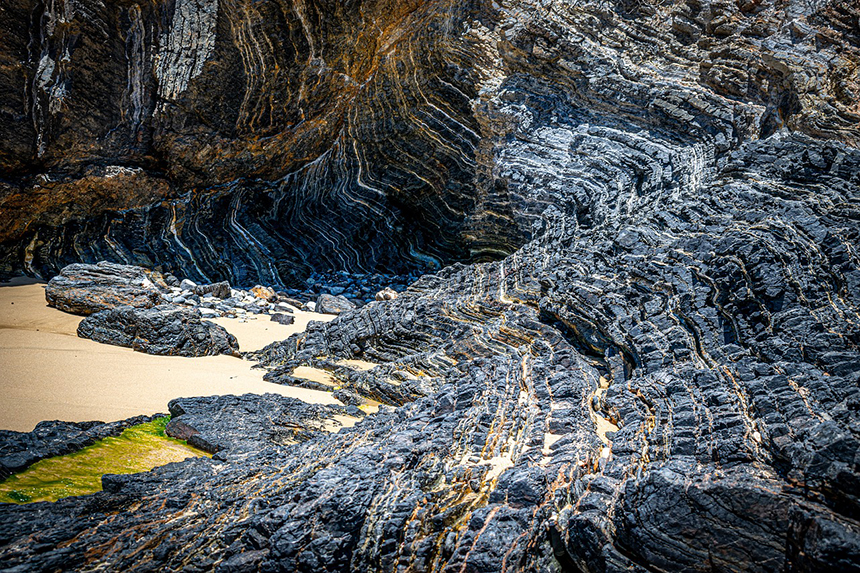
xmin=292 ymin=366 xmax=337 ymax=386
xmin=336 ymin=359 xmax=378 ymax=371
xmin=211 ymin=308 xmax=334 ymax=353
xmin=0 ymin=280 xmax=341 ymax=432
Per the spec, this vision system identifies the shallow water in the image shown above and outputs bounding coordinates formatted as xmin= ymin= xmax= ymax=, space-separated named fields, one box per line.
xmin=0 ymin=418 xmax=209 ymax=504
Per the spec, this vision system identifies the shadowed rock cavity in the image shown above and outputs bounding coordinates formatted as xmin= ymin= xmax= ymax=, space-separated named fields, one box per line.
xmin=0 ymin=0 xmax=859 ymax=572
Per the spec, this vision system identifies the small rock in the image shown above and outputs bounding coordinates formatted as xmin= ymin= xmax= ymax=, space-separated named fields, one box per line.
xmin=179 ymin=279 xmax=197 ymax=291
xmin=251 ymin=285 xmax=276 ymax=302
xmin=316 ymin=294 xmax=356 ymax=315
xmin=193 ymin=281 xmax=231 ymax=299
xmin=271 ymin=313 xmax=295 ymax=326
xmin=281 ymin=297 xmax=304 ymax=309
xmin=375 ymin=287 xmax=399 ymax=301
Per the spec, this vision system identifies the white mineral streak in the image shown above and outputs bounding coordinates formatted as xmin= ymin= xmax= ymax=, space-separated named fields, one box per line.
xmin=104 ymin=165 xmax=143 ymax=178
xmin=226 ymin=1 xmax=272 ymax=130
xmin=34 ymin=0 xmax=76 ymax=156
xmin=154 ymin=0 xmax=218 ymax=107
xmin=125 ymin=5 xmax=146 ymax=130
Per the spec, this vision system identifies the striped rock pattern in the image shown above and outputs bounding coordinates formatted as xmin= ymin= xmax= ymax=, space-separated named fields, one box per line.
xmin=1 ymin=0 xmax=859 ymax=571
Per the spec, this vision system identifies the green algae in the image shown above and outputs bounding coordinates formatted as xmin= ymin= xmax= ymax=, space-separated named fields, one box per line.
xmin=0 ymin=417 xmax=209 ymax=504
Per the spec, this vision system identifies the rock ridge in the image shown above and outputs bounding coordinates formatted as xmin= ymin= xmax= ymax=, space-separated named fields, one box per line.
xmin=0 ymin=0 xmax=859 ymax=571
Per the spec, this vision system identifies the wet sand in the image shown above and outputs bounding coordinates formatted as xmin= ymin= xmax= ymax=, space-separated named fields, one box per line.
xmin=0 ymin=279 xmax=338 ymax=432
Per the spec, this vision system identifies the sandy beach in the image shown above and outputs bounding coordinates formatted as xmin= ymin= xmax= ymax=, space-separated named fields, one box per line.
xmin=0 ymin=278 xmax=338 ymax=432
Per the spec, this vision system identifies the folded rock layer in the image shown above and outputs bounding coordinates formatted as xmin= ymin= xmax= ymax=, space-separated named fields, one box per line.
xmin=0 ymin=0 xmax=859 ymax=572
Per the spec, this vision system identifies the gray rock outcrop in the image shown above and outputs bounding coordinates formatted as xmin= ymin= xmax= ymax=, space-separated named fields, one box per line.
xmin=316 ymin=294 xmax=356 ymax=315
xmin=77 ymin=305 xmax=240 ymax=357
xmin=44 ymin=262 xmax=166 ymax=315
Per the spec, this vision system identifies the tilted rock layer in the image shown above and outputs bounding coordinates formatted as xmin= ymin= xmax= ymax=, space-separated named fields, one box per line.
xmin=1 ymin=0 xmax=860 ymax=572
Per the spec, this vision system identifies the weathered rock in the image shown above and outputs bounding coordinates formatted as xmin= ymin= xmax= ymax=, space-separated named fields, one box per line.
xmin=44 ymin=262 xmax=166 ymax=315
xmin=251 ymin=285 xmax=276 ymax=302
xmin=270 ymin=313 xmax=295 ymax=326
xmin=77 ymin=305 xmax=240 ymax=357
xmin=375 ymin=287 xmax=398 ymax=301
xmin=165 ymin=394 xmax=352 ymax=457
xmin=193 ymin=281 xmax=231 ymax=299
xmin=316 ymin=294 xmax=355 ymax=315
xmin=278 ymin=296 xmax=304 ymax=309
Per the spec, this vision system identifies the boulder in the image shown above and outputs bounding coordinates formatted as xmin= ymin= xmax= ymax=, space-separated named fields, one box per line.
xmin=77 ymin=305 xmax=240 ymax=357
xmin=375 ymin=287 xmax=399 ymax=301
xmin=193 ymin=280 xmax=231 ymax=299
xmin=45 ymin=262 xmax=166 ymax=315
xmin=271 ymin=313 xmax=295 ymax=326
xmin=251 ymin=285 xmax=276 ymax=302
xmin=316 ymin=293 xmax=356 ymax=315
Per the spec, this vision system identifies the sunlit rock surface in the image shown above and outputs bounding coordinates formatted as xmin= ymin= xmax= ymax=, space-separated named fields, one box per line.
xmin=1 ymin=0 xmax=859 ymax=571
xmin=77 ymin=305 xmax=241 ymax=357
xmin=44 ymin=261 xmax=167 ymax=315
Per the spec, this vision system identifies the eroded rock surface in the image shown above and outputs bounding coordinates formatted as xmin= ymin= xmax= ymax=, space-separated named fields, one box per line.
xmin=77 ymin=305 xmax=240 ymax=357
xmin=1 ymin=0 xmax=859 ymax=572
xmin=315 ymin=294 xmax=356 ymax=315
xmin=44 ymin=262 xmax=166 ymax=315
xmin=165 ymin=394 xmax=358 ymax=457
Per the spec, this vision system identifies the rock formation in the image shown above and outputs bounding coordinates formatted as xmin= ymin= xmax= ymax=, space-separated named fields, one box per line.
xmin=77 ymin=304 xmax=241 ymax=357
xmin=315 ymin=293 xmax=356 ymax=315
xmin=271 ymin=313 xmax=295 ymax=326
xmin=45 ymin=261 xmax=167 ymax=315
xmin=165 ymin=394 xmax=359 ymax=456
xmin=1 ymin=0 xmax=859 ymax=571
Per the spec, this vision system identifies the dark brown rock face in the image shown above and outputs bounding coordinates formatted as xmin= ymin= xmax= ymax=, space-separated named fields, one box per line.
xmin=0 ymin=0 xmax=528 ymax=285
xmin=0 ymin=0 xmax=859 ymax=572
